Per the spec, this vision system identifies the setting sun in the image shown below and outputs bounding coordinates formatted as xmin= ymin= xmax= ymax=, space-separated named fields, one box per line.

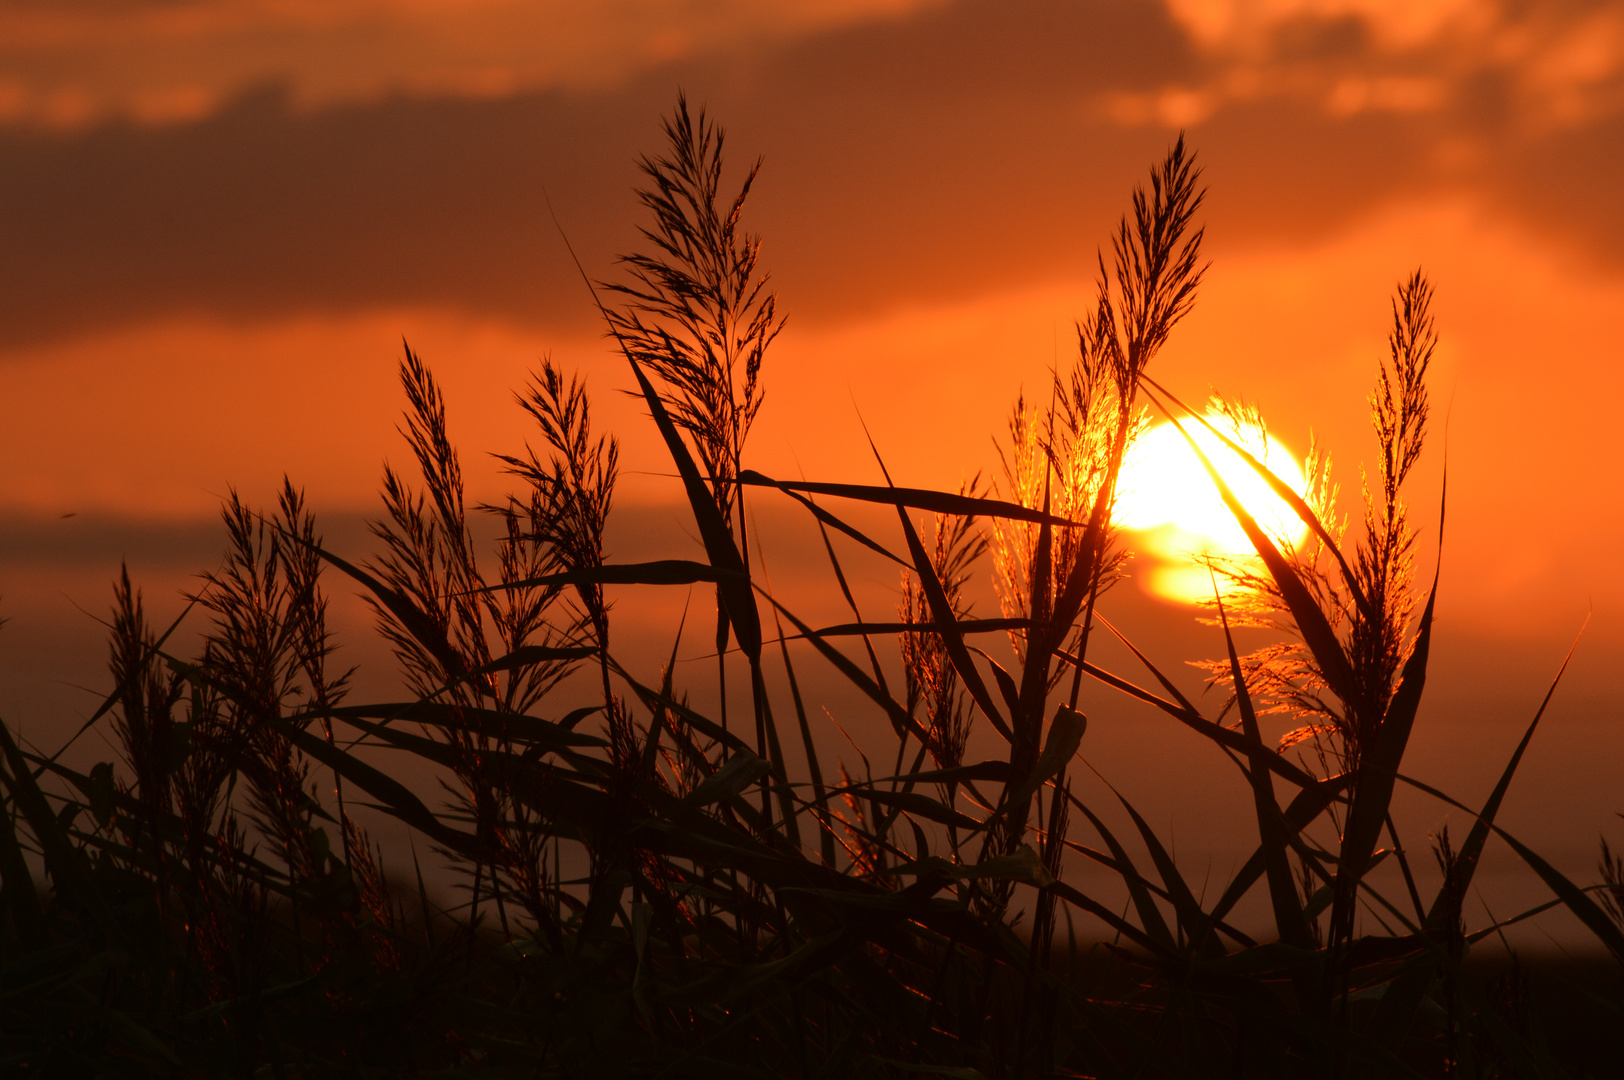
xmin=1115 ymin=411 xmax=1309 ymax=603
xmin=5 ymin=0 xmax=1624 ymax=1068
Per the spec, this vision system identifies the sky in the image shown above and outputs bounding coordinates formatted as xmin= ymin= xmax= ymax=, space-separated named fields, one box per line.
xmin=2 ymin=0 xmax=1622 ymax=940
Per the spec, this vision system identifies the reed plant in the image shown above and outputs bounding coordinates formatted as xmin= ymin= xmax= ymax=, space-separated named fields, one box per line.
xmin=3 ymin=95 xmax=1620 ymax=1078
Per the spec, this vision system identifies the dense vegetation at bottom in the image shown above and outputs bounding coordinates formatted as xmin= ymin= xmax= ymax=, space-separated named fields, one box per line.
xmin=3 ymin=97 xmax=1623 ymax=1078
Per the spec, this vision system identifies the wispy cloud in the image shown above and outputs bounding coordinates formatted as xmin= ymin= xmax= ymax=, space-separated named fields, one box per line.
xmin=1105 ymin=0 xmax=1624 ymax=130
xmin=4 ymin=0 xmax=1624 ymax=352
xmin=0 ymin=0 xmax=942 ymax=129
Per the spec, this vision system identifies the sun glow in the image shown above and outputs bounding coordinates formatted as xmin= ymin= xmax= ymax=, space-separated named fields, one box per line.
xmin=1115 ymin=412 xmax=1310 ymax=604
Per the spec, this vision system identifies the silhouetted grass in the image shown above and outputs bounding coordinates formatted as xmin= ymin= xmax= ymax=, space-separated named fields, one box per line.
xmin=4 ymin=95 xmax=1622 ymax=1078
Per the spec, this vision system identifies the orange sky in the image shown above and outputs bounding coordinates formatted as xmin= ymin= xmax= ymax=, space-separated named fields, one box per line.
xmin=3 ymin=0 xmax=1622 ymax=940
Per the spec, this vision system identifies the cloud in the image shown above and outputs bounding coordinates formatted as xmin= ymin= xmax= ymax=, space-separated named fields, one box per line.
xmin=0 ymin=83 xmax=651 ymax=348
xmin=1136 ymin=0 xmax=1624 ymax=130
xmin=1163 ymin=0 xmax=1487 ymax=52
xmin=0 ymin=0 xmax=1201 ymax=350
xmin=0 ymin=0 xmax=943 ymax=130
xmin=1 ymin=0 xmax=1622 ymax=355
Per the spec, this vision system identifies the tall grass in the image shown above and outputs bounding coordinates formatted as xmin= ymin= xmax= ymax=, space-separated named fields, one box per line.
xmin=3 ymin=96 xmax=1620 ymax=1078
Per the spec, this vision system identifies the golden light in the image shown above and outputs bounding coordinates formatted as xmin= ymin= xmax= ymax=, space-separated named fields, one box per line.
xmin=1114 ymin=412 xmax=1309 ymax=604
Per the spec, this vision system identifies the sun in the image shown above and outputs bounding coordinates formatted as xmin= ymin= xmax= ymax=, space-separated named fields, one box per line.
xmin=1114 ymin=412 xmax=1309 ymax=604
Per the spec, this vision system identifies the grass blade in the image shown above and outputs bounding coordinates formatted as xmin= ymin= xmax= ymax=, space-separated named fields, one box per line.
xmin=1431 ymin=617 xmax=1585 ymax=920
xmin=758 ymin=591 xmax=931 ymax=747
xmin=624 ymin=353 xmax=763 ymax=662
xmin=1335 ymin=478 xmax=1445 ymax=938
xmin=738 ymin=470 xmax=1082 ymax=528
xmin=1213 ymin=584 xmax=1315 ymax=950
xmin=801 ymin=618 xmax=1034 ymax=639
xmin=1139 ymin=372 xmax=1374 ymax=624
xmin=1109 ymin=782 xmax=1221 ymax=956
xmin=890 ymin=497 xmax=1009 ymax=754
xmin=1143 ymin=385 xmax=1357 ymax=706
xmin=297 ymin=534 xmax=470 ymax=679
xmin=1208 ymin=774 xmax=1347 ymax=926
xmin=269 ymin=716 xmax=482 ymax=858
xmin=767 ymin=596 xmax=837 ymax=865
xmin=1071 ymin=653 xmax=1320 ymax=790
xmin=0 ymin=751 xmax=44 ymax=937
xmin=482 ymin=559 xmax=747 ymax=591
xmin=0 ymin=721 xmax=117 ymax=941
xmin=1066 ymin=792 xmax=1176 ymax=953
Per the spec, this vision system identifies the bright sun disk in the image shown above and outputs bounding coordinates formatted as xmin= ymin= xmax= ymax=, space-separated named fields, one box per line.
xmin=1115 ymin=413 xmax=1309 ymax=604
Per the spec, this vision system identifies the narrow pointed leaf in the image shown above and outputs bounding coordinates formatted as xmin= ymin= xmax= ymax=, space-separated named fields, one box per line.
xmin=854 ymin=760 xmax=1015 ymax=788
xmin=269 ymin=716 xmax=481 ymax=857
xmin=973 ymin=650 xmax=1023 ymax=729
xmin=737 ymin=470 xmax=1083 ymax=527
xmin=467 ymin=644 xmax=598 ymax=676
xmin=770 ymin=601 xmax=838 ymax=866
xmin=609 ymin=662 xmax=754 ymax=757
xmin=0 ymin=756 xmax=44 ymax=936
xmin=758 ymin=592 xmax=931 ymax=748
xmin=1337 ymin=524 xmax=1443 ymax=931
xmin=771 ymin=483 xmax=911 ymax=566
xmin=300 ymin=537 xmax=469 ymax=679
xmin=1140 ymin=372 xmax=1374 ymax=624
xmin=1049 ymin=879 xmax=1175 ymax=960
xmin=0 ymin=721 xmax=117 ymax=939
xmin=623 ymin=352 xmax=763 ymax=661
xmin=1112 ymin=784 xmax=1221 ymax=956
xmin=802 ymin=618 xmax=1034 ymax=639
xmin=1067 ymin=793 xmax=1176 ymax=951
xmin=1215 ymin=586 xmax=1314 ymax=949
xmin=1500 ymin=828 xmax=1624 ymax=965
xmin=1208 ymin=773 xmax=1347 ymax=925
xmin=1152 ymin=397 xmax=1357 ymax=705
xmin=46 ymin=596 xmax=198 ymax=767
xmin=989 ymin=705 xmax=1086 ymax=820
xmin=1428 ymin=618 xmax=1584 ymax=924
xmin=325 ymin=701 xmax=604 ymax=751
xmin=888 ymin=845 xmax=1054 ymax=887
xmin=486 ymin=559 xmax=746 ymax=591
xmin=892 ymin=502 xmax=1008 ymax=744
xmin=1073 ymin=655 xmax=1319 ymax=789
xmin=832 ymin=786 xmax=985 ymax=831
xmin=684 ymin=752 xmax=771 ymax=807
xmin=1398 ymin=771 xmax=1624 ymax=965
